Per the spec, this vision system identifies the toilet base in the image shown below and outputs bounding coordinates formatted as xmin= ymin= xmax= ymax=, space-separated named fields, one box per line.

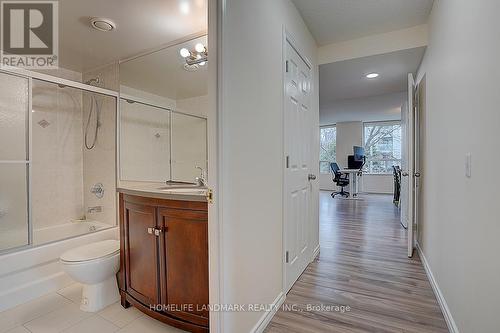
xmin=80 ymin=276 xmax=120 ymax=312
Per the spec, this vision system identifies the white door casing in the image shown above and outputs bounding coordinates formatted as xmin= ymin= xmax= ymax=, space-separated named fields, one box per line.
xmin=406 ymin=73 xmax=416 ymax=258
xmin=283 ymin=38 xmax=313 ymax=292
xmin=400 ymin=101 xmax=409 ymax=229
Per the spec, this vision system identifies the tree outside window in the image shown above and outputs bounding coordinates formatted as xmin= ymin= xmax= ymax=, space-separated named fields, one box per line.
xmin=320 ymin=126 xmax=336 ymax=173
xmin=364 ymin=122 xmax=401 ymax=174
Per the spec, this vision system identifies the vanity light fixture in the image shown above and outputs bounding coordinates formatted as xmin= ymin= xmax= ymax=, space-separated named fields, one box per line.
xmin=179 ymin=43 xmax=208 ymax=71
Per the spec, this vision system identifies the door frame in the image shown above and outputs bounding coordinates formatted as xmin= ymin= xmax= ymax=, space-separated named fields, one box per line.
xmin=405 ymin=73 xmax=423 ymax=258
xmin=281 ymin=29 xmax=315 ymax=294
xmin=208 ymin=0 xmax=222 ymax=332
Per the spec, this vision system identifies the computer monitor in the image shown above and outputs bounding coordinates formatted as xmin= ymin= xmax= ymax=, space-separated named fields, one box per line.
xmin=347 ymin=155 xmax=363 ymax=169
xmin=353 ymin=146 xmax=365 ymax=162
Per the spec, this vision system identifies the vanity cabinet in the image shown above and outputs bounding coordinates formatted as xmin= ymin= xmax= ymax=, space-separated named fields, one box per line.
xmin=119 ymin=193 xmax=209 ymax=333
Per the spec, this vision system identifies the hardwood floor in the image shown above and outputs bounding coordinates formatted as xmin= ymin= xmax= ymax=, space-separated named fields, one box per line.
xmin=265 ymin=192 xmax=448 ymax=333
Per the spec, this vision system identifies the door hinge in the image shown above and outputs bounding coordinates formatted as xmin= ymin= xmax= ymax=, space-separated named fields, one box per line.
xmin=286 ymin=155 xmax=290 ymax=168
xmin=206 ymin=188 xmax=214 ymax=204
xmin=285 ymin=60 xmax=289 ymax=73
xmin=285 ymin=251 xmax=289 ymax=263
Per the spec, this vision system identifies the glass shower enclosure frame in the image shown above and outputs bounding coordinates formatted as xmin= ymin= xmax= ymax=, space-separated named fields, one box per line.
xmin=0 ymin=67 xmax=119 ymax=254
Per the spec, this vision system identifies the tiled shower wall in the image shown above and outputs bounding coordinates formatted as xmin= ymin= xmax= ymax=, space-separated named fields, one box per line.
xmin=31 ymin=69 xmax=85 ymax=229
xmin=82 ymin=63 xmax=118 ymax=227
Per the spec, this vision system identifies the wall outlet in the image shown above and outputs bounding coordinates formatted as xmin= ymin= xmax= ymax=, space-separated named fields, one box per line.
xmin=465 ymin=153 xmax=472 ymax=178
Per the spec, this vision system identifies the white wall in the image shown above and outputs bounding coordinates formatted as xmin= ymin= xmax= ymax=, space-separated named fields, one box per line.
xmin=416 ymin=1 xmax=500 ymax=332
xmin=335 ymin=121 xmax=362 ymax=168
xmin=320 ymin=91 xmax=404 ymax=125
xmin=318 ymin=24 xmax=428 ymax=65
xmin=362 ymin=175 xmax=393 ymax=194
xmin=220 ymin=0 xmax=319 ymax=331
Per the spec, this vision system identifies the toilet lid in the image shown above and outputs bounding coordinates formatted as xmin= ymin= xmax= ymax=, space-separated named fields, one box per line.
xmin=60 ymin=240 xmax=119 ymax=262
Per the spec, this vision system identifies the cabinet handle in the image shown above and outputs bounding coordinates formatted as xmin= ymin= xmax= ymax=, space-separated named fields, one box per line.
xmin=147 ymin=227 xmax=153 ymax=235
xmin=154 ymin=228 xmax=162 ymax=236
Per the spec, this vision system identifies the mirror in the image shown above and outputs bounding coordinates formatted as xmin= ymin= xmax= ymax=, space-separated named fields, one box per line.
xmin=119 ymin=35 xmax=208 ymax=183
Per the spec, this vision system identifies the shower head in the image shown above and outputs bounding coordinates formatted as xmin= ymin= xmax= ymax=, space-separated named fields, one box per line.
xmin=84 ymin=77 xmax=100 ymax=86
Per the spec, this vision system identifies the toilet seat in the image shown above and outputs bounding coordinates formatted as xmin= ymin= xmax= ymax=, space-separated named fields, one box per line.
xmin=60 ymin=239 xmax=119 ymax=263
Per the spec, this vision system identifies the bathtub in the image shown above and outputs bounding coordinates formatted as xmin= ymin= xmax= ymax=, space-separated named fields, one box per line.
xmin=0 ymin=223 xmax=119 ymax=311
xmin=33 ymin=220 xmax=110 ymax=245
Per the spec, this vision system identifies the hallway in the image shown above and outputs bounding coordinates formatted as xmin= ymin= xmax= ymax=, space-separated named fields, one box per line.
xmin=266 ymin=192 xmax=448 ymax=333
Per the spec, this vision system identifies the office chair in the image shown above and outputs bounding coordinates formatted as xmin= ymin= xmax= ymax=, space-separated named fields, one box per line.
xmin=392 ymin=165 xmax=401 ymax=206
xmin=330 ymin=162 xmax=350 ymax=198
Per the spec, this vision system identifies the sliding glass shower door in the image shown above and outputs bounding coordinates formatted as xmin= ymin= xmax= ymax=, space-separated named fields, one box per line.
xmin=0 ymin=72 xmax=30 ymax=251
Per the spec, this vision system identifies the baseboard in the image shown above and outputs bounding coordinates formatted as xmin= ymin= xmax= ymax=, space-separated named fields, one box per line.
xmin=250 ymin=292 xmax=286 ymax=333
xmin=311 ymin=244 xmax=320 ymax=262
xmin=416 ymin=243 xmax=459 ymax=333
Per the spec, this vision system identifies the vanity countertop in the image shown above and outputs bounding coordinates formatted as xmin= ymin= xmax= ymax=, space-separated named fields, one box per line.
xmin=117 ymin=181 xmax=207 ymax=202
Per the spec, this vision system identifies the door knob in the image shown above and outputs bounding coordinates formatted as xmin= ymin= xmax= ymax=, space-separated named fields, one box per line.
xmin=402 ymin=171 xmax=409 ymax=177
xmin=414 ymin=172 xmax=421 ymax=178
xmin=308 ymin=174 xmax=317 ymax=181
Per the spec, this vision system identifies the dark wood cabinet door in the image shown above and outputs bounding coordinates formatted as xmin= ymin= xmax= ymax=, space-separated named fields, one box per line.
xmin=159 ymin=208 xmax=209 ymax=327
xmin=123 ymin=200 xmax=159 ymax=306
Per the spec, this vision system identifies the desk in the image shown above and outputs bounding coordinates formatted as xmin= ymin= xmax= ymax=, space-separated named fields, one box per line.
xmin=342 ymin=169 xmax=362 ymax=199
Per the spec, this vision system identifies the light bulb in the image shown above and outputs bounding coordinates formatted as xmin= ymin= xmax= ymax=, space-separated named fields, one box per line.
xmin=365 ymin=73 xmax=379 ymax=79
xmin=179 ymin=1 xmax=190 ymax=14
xmin=180 ymin=48 xmax=190 ymax=58
xmin=195 ymin=43 xmax=205 ymax=53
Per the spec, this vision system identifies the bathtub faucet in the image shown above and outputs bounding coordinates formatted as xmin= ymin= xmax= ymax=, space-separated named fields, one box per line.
xmin=87 ymin=206 xmax=102 ymax=214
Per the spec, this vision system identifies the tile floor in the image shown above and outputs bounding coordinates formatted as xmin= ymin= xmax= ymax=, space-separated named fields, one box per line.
xmin=0 ymin=284 xmax=188 ymax=333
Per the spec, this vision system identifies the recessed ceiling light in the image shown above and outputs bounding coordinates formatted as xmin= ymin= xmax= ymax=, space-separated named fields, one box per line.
xmin=89 ymin=17 xmax=116 ymax=32
xmin=365 ymin=73 xmax=379 ymax=79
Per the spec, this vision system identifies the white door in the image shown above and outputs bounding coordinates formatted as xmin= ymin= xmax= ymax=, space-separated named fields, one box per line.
xmin=284 ymin=39 xmax=313 ymax=292
xmin=405 ymin=73 xmax=417 ymax=257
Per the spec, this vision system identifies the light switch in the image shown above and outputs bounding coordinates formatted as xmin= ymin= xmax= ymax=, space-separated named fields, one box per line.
xmin=465 ymin=153 xmax=472 ymax=178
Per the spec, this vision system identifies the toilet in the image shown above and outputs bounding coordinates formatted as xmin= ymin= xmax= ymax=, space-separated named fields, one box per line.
xmin=60 ymin=239 xmax=120 ymax=312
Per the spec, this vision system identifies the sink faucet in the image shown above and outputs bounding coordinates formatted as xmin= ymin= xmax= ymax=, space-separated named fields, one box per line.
xmin=195 ymin=166 xmax=207 ymax=187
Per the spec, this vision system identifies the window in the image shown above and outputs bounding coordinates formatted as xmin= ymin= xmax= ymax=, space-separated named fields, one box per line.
xmin=363 ymin=121 xmax=401 ymax=174
xmin=319 ymin=126 xmax=336 ymax=173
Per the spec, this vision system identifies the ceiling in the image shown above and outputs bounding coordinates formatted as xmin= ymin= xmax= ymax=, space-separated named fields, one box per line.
xmin=291 ymin=0 xmax=434 ymax=45
xmin=120 ymin=35 xmax=208 ymax=100
xmin=320 ymin=47 xmax=426 ymax=103
xmin=58 ymin=0 xmax=207 ymax=71
xmin=320 ymin=47 xmax=426 ymax=125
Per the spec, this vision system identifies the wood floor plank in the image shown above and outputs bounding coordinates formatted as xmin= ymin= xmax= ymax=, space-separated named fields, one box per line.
xmin=265 ymin=192 xmax=448 ymax=333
